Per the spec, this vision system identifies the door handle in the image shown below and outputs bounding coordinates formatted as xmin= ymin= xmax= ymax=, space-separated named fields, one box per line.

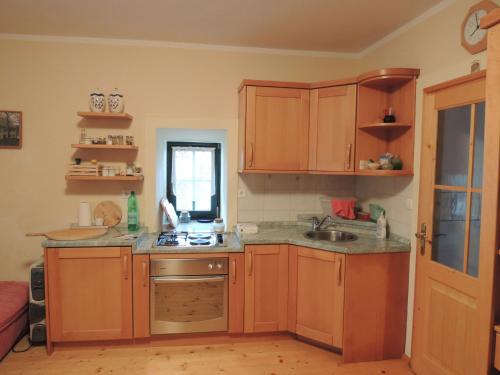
xmin=337 ymin=257 xmax=343 ymax=286
xmin=248 ymin=143 xmax=254 ymax=168
xmin=345 ymin=143 xmax=352 ymax=170
xmin=231 ymin=258 xmax=237 ymax=284
xmin=142 ymin=260 xmax=148 ymax=287
xmin=248 ymin=250 xmax=253 ymax=276
xmin=123 ymin=254 xmax=129 ymax=280
xmin=415 ymin=223 xmax=427 ymax=255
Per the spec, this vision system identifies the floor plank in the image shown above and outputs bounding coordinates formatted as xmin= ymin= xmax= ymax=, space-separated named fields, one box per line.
xmin=1 ymin=337 xmax=414 ymax=374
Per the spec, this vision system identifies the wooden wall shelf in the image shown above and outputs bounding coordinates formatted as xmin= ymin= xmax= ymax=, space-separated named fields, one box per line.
xmin=71 ymin=144 xmax=138 ymax=150
xmin=358 ymin=122 xmax=412 ymax=130
xmin=355 ymin=170 xmax=413 ymax=176
xmin=66 ymin=175 xmax=143 ymax=181
xmin=77 ymin=112 xmax=133 ymax=120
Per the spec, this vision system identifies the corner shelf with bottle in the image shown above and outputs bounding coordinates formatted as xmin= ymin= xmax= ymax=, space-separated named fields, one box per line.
xmin=66 ymin=89 xmax=144 ymax=182
xmin=355 ymin=68 xmax=419 ymax=176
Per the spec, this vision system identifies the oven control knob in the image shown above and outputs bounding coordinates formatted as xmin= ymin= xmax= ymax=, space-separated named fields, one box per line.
xmin=208 ymin=263 xmax=214 ymax=270
xmin=216 ymin=263 xmax=223 ymax=270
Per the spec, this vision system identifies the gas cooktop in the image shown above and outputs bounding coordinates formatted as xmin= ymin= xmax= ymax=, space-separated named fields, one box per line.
xmin=156 ymin=231 xmax=224 ymax=247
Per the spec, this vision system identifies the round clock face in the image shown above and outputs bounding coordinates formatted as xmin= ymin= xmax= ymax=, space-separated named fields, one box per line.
xmin=464 ymin=9 xmax=488 ymax=45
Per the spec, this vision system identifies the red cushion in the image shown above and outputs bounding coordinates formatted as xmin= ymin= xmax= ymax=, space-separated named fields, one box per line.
xmin=0 ymin=282 xmax=29 ymax=331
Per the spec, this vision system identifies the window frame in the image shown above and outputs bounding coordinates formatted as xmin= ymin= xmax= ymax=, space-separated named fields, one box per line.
xmin=166 ymin=141 xmax=221 ymax=220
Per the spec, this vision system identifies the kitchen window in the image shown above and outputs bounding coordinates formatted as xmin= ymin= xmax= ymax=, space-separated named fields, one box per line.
xmin=166 ymin=142 xmax=221 ymax=219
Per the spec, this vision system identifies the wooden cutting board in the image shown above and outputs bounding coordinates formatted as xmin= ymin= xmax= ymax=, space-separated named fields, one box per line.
xmin=27 ymin=228 xmax=108 ymax=240
xmin=94 ymin=201 xmax=122 ymax=227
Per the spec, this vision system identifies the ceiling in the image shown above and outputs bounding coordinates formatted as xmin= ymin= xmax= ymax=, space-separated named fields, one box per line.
xmin=0 ymin=0 xmax=443 ymax=53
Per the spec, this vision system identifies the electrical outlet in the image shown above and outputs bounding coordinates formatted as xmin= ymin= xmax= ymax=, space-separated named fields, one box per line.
xmin=237 ymin=188 xmax=246 ymax=198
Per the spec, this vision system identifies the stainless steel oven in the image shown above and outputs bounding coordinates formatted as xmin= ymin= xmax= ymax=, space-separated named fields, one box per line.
xmin=150 ymin=258 xmax=228 ymax=335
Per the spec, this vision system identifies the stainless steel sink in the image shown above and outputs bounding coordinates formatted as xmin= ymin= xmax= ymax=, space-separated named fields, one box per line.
xmin=304 ymin=230 xmax=357 ymax=242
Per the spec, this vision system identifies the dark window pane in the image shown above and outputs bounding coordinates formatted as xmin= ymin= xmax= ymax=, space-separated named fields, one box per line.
xmin=435 ymin=105 xmax=471 ymax=187
xmin=467 ymin=193 xmax=482 ymax=277
xmin=432 ymin=190 xmax=467 ymax=271
xmin=472 ymin=102 xmax=485 ymax=188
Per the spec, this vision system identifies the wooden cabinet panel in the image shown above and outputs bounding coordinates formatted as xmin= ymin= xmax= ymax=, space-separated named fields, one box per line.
xmin=245 ymin=87 xmax=309 ymax=171
xmin=309 ymin=85 xmax=356 ymax=172
xmin=342 ymin=252 xmax=409 ymax=363
xmin=47 ymin=247 xmax=133 ymax=342
xmin=132 ymin=254 xmax=149 ymax=338
xmin=244 ymin=244 xmax=288 ymax=333
xmin=229 ymin=253 xmax=245 ymax=333
xmin=288 ymin=246 xmax=344 ymax=347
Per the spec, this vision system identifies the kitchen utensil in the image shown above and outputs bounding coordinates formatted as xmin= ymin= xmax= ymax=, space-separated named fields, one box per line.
xmin=78 ymin=202 xmax=92 ymax=227
xmin=367 ymin=162 xmax=381 ymax=170
xmin=26 ymin=228 xmax=107 ymax=241
xmin=161 ymin=198 xmax=179 ymax=228
xmin=369 ymin=204 xmax=385 ymax=221
xmin=94 ymin=201 xmax=122 ymax=227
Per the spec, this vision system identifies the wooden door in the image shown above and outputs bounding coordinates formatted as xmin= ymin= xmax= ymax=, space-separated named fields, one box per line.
xmin=309 ymin=85 xmax=356 ymax=172
xmin=288 ymin=246 xmax=344 ymax=347
xmin=244 ymin=244 xmax=288 ymax=333
xmin=47 ymin=247 xmax=133 ymax=342
xmin=132 ymin=254 xmax=149 ymax=338
xmin=245 ymin=87 xmax=309 ymax=171
xmin=412 ymin=74 xmax=486 ymax=374
xmin=229 ymin=253 xmax=245 ymax=333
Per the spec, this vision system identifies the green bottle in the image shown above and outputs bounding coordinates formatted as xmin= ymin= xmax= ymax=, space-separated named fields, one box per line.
xmin=127 ymin=191 xmax=139 ymax=231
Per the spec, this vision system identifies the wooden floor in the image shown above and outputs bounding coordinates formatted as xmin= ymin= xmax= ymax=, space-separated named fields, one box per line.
xmin=1 ymin=336 xmax=414 ymax=375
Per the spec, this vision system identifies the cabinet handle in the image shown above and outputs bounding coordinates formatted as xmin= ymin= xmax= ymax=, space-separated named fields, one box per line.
xmin=248 ymin=251 xmax=253 ymax=276
xmin=345 ymin=143 xmax=352 ymax=170
xmin=337 ymin=257 xmax=342 ymax=286
xmin=248 ymin=143 xmax=254 ymax=168
xmin=123 ymin=255 xmax=129 ymax=280
xmin=142 ymin=260 xmax=147 ymax=287
xmin=231 ymin=258 xmax=237 ymax=284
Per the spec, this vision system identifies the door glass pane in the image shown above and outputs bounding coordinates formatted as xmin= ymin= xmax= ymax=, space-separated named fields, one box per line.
xmin=432 ymin=190 xmax=467 ymax=271
xmin=467 ymin=193 xmax=482 ymax=277
xmin=472 ymin=102 xmax=485 ymax=188
xmin=435 ymin=105 xmax=471 ymax=187
xmin=154 ymin=279 xmax=224 ymax=323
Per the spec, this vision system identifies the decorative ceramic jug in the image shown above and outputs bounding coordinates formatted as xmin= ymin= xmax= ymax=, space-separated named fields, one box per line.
xmin=89 ymin=89 xmax=106 ymax=112
xmin=108 ymin=88 xmax=124 ymax=113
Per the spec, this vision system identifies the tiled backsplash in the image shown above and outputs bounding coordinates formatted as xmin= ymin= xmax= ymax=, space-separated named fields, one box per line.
xmin=237 ymin=174 xmax=413 ymax=239
xmin=237 ymin=174 xmax=355 ymax=222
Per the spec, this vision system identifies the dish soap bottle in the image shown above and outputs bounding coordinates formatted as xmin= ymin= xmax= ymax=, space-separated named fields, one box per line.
xmin=376 ymin=211 xmax=387 ymax=239
xmin=128 ymin=191 xmax=139 ymax=231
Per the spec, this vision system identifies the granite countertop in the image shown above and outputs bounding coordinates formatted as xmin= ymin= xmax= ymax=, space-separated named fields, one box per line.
xmin=238 ymin=221 xmax=410 ymax=255
xmin=42 ymin=226 xmax=146 ymax=250
xmin=42 ymin=220 xmax=410 ymax=255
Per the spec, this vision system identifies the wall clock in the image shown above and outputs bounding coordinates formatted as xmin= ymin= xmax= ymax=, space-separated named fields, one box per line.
xmin=461 ymin=0 xmax=498 ymax=54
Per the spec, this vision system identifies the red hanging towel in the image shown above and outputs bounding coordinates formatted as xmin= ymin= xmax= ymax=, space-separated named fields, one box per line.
xmin=331 ymin=198 xmax=356 ymax=220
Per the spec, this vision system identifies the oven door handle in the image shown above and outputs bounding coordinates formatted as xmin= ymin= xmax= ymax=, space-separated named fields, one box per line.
xmin=151 ymin=276 xmax=226 ymax=283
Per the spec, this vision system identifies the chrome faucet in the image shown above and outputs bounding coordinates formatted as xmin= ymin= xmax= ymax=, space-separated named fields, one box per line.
xmin=311 ymin=215 xmax=335 ymax=231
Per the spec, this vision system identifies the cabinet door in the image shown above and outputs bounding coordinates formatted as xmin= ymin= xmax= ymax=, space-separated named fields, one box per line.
xmin=309 ymin=85 xmax=356 ymax=172
xmin=246 ymin=87 xmax=309 ymax=171
xmin=229 ymin=253 xmax=245 ymax=333
xmin=47 ymin=247 xmax=133 ymax=342
xmin=244 ymin=244 xmax=288 ymax=332
xmin=289 ymin=246 xmax=345 ymax=348
xmin=132 ymin=254 xmax=149 ymax=338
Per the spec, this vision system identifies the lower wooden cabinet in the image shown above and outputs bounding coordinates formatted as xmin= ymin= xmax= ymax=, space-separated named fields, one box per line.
xmin=288 ymin=246 xmax=345 ymax=348
xmin=228 ymin=253 xmax=245 ymax=333
xmin=244 ymin=244 xmax=289 ymax=333
xmin=132 ymin=254 xmax=150 ymax=338
xmin=46 ymin=247 xmax=133 ymax=342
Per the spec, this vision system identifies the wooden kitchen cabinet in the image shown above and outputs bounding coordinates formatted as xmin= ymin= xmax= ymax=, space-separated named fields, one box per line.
xmin=288 ymin=246 xmax=345 ymax=348
xmin=244 ymin=244 xmax=289 ymax=332
xmin=229 ymin=253 xmax=245 ymax=333
xmin=239 ymin=85 xmax=310 ymax=172
xmin=309 ymin=85 xmax=356 ymax=173
xmin=46 ymin=247 xmax=133 ymax=342
xmin=132 ymin=254 xmax=150 ymax=338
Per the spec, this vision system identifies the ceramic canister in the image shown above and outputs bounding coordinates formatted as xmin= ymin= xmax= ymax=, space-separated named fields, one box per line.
xmin=89 ymin=90 xmax=106 ymax=112
xmin=78 ymin=201 xmax=92 ymax=227
xmin=108 ymin=88 xmax=124 ymax=113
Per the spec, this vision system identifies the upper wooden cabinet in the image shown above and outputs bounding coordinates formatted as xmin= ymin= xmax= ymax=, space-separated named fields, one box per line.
xmin=46 ymin=247 xmax=133 ymax=342
xmin=238 ymin=68 xmax=419 ymax=175
xmin=309 ymin=85 xmax=356 ymax=172
xmin=244 ymin=244 xmax=289 ymax=333
xmin=239 ymin=86 xmax=310 ymax=172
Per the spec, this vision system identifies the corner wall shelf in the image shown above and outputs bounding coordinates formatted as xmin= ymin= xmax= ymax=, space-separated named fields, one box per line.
xmin=77 ymin=112 xmax=133 ymax=120
xmin=358 ymin=122 xmax=412 ymax=130
xmin=66 ymin=175 xmax=143 ymax=181
xmin=355 ymin=170 xmax=413 ymax=176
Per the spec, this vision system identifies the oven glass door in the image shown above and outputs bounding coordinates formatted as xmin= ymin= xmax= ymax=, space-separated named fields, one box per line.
xmin=150 ymin=275 xmax=228 ymax=334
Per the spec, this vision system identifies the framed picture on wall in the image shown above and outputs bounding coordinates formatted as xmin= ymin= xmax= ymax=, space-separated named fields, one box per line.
xmin=0 ymin=111 xmax=22 ymax=149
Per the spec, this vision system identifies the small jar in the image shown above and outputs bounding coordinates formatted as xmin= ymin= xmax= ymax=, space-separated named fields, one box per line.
xmin=179 ymin=211 xmax=191 ymax=223
xmin=213 ymin=218 xmax=225 ymax=233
